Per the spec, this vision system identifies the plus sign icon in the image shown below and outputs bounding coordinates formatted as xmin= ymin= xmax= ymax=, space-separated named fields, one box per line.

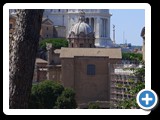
xmin=137 ymin=89 xmax=158 ymax=110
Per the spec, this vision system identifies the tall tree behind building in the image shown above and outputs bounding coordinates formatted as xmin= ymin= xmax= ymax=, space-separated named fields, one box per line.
xmin=9 ymin=9 xmax=44 ymax=108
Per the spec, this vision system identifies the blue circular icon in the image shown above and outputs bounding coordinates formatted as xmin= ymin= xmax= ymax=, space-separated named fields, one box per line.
xmin=137 ymin=89 xmax=158 ymax=110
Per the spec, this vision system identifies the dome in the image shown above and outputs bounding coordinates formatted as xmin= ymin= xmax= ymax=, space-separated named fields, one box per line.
xmin=70 ymin=22 xmax=93 ymax=35
xmin=68 ymin=10 xmax=94 ymax=37
xmin=68 ymin=10 xmax=95 ymax=48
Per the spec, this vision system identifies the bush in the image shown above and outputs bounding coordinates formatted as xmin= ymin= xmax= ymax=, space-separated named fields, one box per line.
xmin=29 ymin=80 xmax=64 ymax=109
xmin=122 ymin=52 xmax=142 ymax=62
xmin=29 ymin=81 xmax=77 ymax=109
xmin=88 ymin=102 xmax=100 ymax=109
xmin=55 ymin=88 xmax=77 ymax=109
xmin=39 ymin=38 xmax=68 ymax=50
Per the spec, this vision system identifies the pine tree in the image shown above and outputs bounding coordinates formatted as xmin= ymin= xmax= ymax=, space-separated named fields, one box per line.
xmin=9 ymin=9 xmax=44 ymax=108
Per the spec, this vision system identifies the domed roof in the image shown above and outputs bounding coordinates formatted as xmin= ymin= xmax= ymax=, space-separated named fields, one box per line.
xmin=70 ymin=22 xmax=93 ymax=35
xmin=68 ymin=10 xmax=94 ymax=37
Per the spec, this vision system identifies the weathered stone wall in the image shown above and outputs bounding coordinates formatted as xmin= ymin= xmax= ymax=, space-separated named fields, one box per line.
xmin=74 ymin=56 xmax=110 ymax=103
xmin=47 ymin=65 xmax=61 ymax=82
xmin=40 ymin=24 xmax=54 ymax=39
xmin=61 ymin=56 xmax=113 ymax=104
xmin=61 ymin=58 xmax=75 ymax=88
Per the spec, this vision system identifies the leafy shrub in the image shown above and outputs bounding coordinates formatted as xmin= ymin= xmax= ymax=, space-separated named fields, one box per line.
xmin=55 ymin=88 xmax=77 ymax=109
xmin=88 ymin=102 xmax=100 ymax=109
xmin=122 ymin=52 xmax=142 ymax=62
xmin=29 ymin=80 xmax=77 ymax=109
xmin=29 ymin=80 xmax=64 ymax=109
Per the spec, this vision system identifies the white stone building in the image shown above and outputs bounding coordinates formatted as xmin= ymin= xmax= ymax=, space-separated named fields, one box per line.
xmin=43 ymin=9 xmax=113 ymax=47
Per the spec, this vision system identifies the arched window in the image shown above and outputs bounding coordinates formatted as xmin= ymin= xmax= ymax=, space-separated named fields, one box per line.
xmin=86 ymin=18 xmax=89 ymax=24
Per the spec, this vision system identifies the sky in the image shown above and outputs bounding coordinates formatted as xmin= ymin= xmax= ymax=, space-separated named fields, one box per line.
xmin=110 ymin=9 xmax=145 ymax=46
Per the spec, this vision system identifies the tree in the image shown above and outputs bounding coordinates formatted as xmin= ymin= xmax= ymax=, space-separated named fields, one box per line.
xmin=29 ymin=80 xmax=64 ymax=109
xmin=28 ymin=81 xmax=77 ymax=109
xmin=9 ymin=9 xmax=44 ymax=108
xmin=55 ymin=88 xmax=77 ymax=109
xmin=122 ymin=52 xmax=142 ymax=63
xmin=37 ymin=38 xmax=68 ymax=60
xmin=39 ymin=38 xmax=68 ymax=50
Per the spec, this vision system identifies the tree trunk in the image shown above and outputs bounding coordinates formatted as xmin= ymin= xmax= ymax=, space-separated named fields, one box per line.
xmin=9 ymin=9 xmax=44 ymax=109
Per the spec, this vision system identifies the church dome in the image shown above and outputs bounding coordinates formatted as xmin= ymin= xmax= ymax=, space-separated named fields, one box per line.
xmin=68 ymin=10 xmax=94 ymax=37
xmin=70 ymin=21 xmax=93 ymax=35
xmin=68 ymin=10 xmax=95 ymax=48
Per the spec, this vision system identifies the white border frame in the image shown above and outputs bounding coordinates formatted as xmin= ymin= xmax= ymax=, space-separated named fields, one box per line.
xmin=3 ymin=3 xmax=151 ymax=115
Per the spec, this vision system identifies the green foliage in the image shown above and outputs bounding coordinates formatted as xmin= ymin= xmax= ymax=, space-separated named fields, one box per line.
xmin=55 ymin=88 xmax=77 ymax=109
xmin=39 ymin=38 xmax=68 ymax=49
xmin=119 ymin=98 xmax=139 ymax=109
xmin=129 ymin=81 xmax=145 ymax=95
xmin=133 ymin=65 xmax=145 ymax=81
xmin=29 ymin=80 xmax=64 ymax=109
xmin=128 ymin=79 xmax=134 ymax=83
xmin=117 ymin=81 xmax=144 ymax=109
xmin=29 ymin=81 xmax=77 ymax=109
xmin=122 ymin=52 xmax=142 ymax=62
xmin=115 ymin=83 xmax=123 ymax=88
xmin=88 ymin=102 xmax=100 ymax=109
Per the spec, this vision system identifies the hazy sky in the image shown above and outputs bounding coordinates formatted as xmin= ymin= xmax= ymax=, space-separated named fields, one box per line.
xmin=110 ymin=9 xmax=145 ymax=46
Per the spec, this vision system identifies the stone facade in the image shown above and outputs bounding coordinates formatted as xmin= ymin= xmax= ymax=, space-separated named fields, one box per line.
xmin=33 ymin=58 xmax=48 ymax=83
xmin=60 ymin=48 xmax=122 ymax=104
xmin=34 ymin=47 xmax=122 ymax=104
xmin=61 ymin=56 xmax=110 ymax=103
xmin=33 ymin=46 xmax=62 ymax=83
xmin=40 ymin=18 xmax=57 ymax=40
xmin=45 ymin=43 xmax=62 ymax=82
xmin=55 ymin=26 xmax=66 ymax=38
xmin=46 ymin=65 xmax=61 ymax=82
